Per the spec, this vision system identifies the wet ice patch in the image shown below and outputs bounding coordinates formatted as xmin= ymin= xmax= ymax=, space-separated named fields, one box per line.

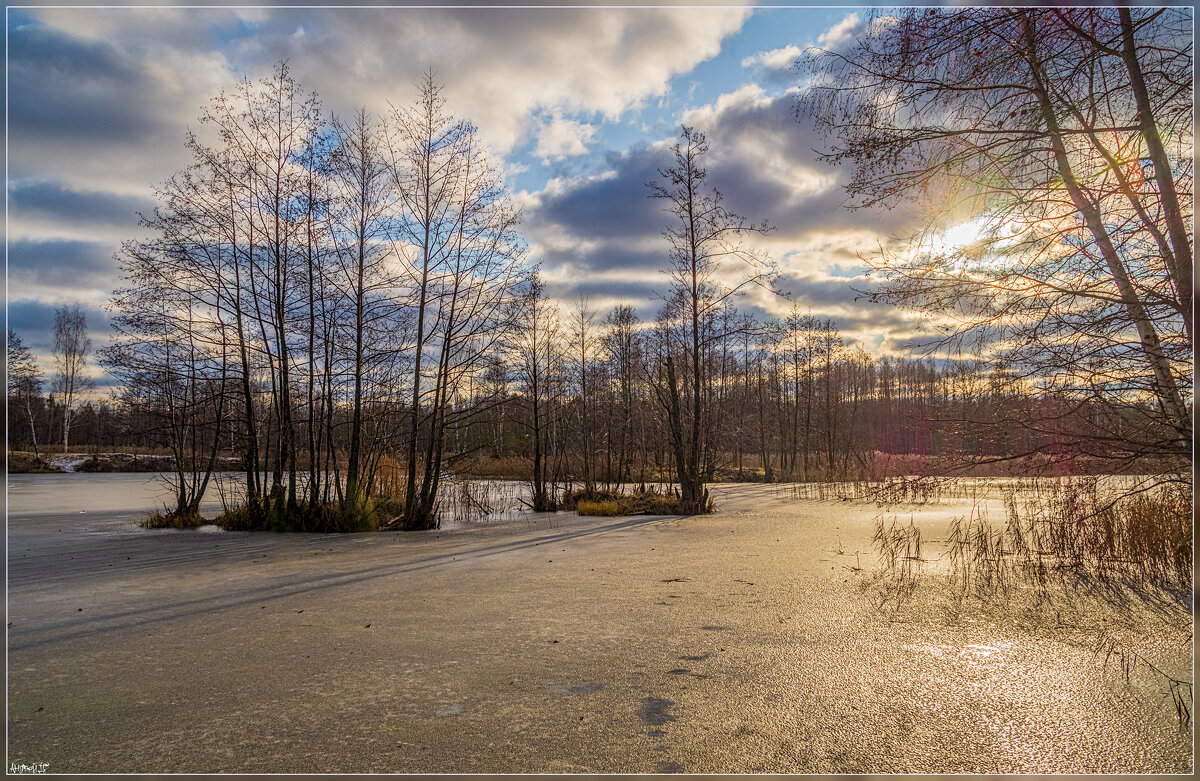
xmin=434 ymin=704 xmax=463 ymax=718
xmin=638 ymin=696 xmax=676 ymax=726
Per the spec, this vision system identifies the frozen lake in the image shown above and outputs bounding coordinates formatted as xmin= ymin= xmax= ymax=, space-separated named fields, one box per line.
xmin=5 ymin=477 xmax=1193 ymax=772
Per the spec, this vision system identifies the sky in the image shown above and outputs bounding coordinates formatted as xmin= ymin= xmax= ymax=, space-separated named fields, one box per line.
xmin=6 ymin=2 xmax=938 ymax=389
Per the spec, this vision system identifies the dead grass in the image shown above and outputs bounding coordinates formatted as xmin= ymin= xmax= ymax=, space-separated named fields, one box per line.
xmin=567 ymin=487 xmax=711 ymax=516
xmin=867 ymin=475 xmax=1194 ymax=729
xmin=140 ymin=509 xmax=208 ymax=530
xmin=6 ymin=451 xmax=63 ymax=473
xmin=576 ymin=499 xmax=624 ymax=517
xmin=946 ymin=478 xmax=1192 ymax=598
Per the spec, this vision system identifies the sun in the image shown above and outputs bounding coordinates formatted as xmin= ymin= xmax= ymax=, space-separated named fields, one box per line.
xmin=935 ymin=217 xmax=989 ymax=253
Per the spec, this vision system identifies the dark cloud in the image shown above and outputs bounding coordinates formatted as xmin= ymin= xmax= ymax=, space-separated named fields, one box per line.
xmin=526 ymin=90 xmax=922 ymax=327
xmin=698 ymin=91 xmax=920 ymax=239
xmin=8 ymin=239 xmax=119 ymax=290
xmin=551 ymin=276 xmax=669 ymax=303
xmin=6 ymin=299 xmax=110 ymax=356
xmin=777 ymin=272 xmax=867 ymax=309
xmin=562 ymin=246 xmax=665 ymax=275
xmin=9 ymin=181 xmax=152 ymax=229
xmin=528 ymin=90 xmax=922 ymax=293
xmin=535 ymin=144 xmax=672 ymax=243
xmin=7 ymin=25 xmax=165 ymax=146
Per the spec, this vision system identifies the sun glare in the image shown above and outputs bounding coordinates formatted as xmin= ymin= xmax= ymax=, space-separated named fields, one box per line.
xmin=935 ymin=217 xmax=989 ymax=252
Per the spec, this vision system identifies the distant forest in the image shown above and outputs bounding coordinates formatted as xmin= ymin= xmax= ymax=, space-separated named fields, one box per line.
xmin=9 ymin=310 xmax=1174 ymax=483
xmin=7 ymin=7 xmax=1191 ymax=532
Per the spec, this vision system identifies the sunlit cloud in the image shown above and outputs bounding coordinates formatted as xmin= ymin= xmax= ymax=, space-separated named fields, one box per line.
xmin=740 ymin=43 xmax=803 ymax=73
xmin=6 ymin=4 xmax=941 ymax=380
xmin=818 ymin=12 xmax=863 ymax=50
xmin=534 ymin=116 xmax=599 ymax=163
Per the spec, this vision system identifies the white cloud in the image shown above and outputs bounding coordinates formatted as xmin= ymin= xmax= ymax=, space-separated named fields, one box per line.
xmin=741 ymin=44 xmax=803 ymax=73
xmin=681 ymin=83 xmax=770 ymax=130
xmin=7 ymin=5 xmax=753 ymax=363
xmin=816 ymin=12 xmax=864 ymax=51
xmin=533 ymin=117 xmax=598 ymax=162
xmin=14 ymin=6 xmax=752 ymax=191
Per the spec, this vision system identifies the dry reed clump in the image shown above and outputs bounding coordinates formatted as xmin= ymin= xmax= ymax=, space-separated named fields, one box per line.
xmin=866 ymin=476 xmax=1191 ymax=600
xmin=868 ymin=478 xmax=1194 ymax=729
xmin=576 ymin=499 xmax=624 ymax=517
xmin=457 ymin=456 xmax=533 ymax=481
xmin=568 ymin=486 xmax=712 ymax=516
xmin=947 ymin=478 xmax=1192 ymax=598
xmin=140 ymin=508 xmax=208 ymax=530
xmin=438 ymin=478 xmax=498 ymax=523
xmin=204 ymin=491 xmax=401 ymax=533
xmin=870 ymin=515 xmax=925 ymax=606
xmin=784 ymin=475 xmax=993 ymax=505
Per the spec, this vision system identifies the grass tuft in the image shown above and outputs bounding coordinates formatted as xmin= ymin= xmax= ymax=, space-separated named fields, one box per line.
xmin=576 ymin=499 xmax=625 ymax=517
xmin=140 ymin=509 xmax=208 ymax=530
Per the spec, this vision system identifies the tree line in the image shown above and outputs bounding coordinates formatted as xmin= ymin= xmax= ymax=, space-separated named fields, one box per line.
xmin=8 ymin=5 xmax=1190 ymax=530
xmin=10 ymin=289 xmax=1175 ymax=520
xmin=7 ymin=305 xmax=95 ymax=463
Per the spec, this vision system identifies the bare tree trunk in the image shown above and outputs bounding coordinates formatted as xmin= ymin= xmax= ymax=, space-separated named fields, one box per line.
xmin=1117 ymin=8 xmax=1193 ymax=331
xmin=1020 ymin=11 xmax=1190 ymax=444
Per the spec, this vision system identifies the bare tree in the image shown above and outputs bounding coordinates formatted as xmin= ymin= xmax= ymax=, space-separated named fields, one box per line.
xmin=568 ymin=295 xmax=599 ymax=495
xmin=52 ymin=304 xmax=93 ymax=452
xmin=386 ymin=71 xmax=525 ymax=529
xmin=600 ymin=304 xmax=644 ymax=487
xmin=326 ymin=107 xmax=400 ymax=513
xmin=647 ymin=125 xmax=774 ymax=511
xmin=104 ymin=290 xmax=228 ymax=520
xmin=799 ymin=6 xmax=1192 ymax=470
xmin=189 ymin=62 xmax=323 ymax=523
xmin=7 ymin=329 xmax=46 ymax=462
xmin=512 ymin=274 xmax=565 ymax=511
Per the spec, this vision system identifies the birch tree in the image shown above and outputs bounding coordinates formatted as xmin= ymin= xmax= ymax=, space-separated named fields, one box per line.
xmin=52 ymin=304 xmax=92 ymax=452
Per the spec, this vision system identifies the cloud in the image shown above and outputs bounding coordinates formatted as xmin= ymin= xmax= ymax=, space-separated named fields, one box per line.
xmin=6 ymin=299 xmax=110 ymax=362
xmin=5 ymin=6 xmax=940 ymax=367
xmin=534 ymin=117 xmax=599 ymax=162
xmin=816 ymin=12 xmax=864 ymax=51
xmin=6 ymin=25 xmax=158 ymax=145
xmin=6 ymin=5 xmax=753 ymax=385
xmin=522 ymin=84 xmax=926 ymax=349
xmin=8 ymin=239 xmax=119 ymax=291
xmin=679 ymin=85 xmax=920 ymax=244
xmin=6 ymin=15 xmax=232 ymax=194
xmin=9 ymin=181 xmax=152 ymax=232
xmin=741 ymin=44 xmax=803 ymax=74
xmin=529 ymin=146 xmax=670 ymax=244
xmin=7 ymin=6 xmax=752 ymax=211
